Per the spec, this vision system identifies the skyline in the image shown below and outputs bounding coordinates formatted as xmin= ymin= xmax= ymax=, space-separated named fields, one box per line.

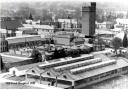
xmin=1 ymin=1 xmax=128 ymax=10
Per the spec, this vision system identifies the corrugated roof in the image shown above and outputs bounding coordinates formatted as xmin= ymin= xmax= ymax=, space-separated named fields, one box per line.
xmin=74 ymin=59 xmax=128 ymax=81
xmin=6 ymin=35 xmax=41 ymax=44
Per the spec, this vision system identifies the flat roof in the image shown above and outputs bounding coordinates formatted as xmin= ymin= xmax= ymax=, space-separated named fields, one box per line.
xmin=38 ymin=54 xmax=93 ymax=68
xmin=73 ymin=59 xmax=128 ymax=81
xmin=9 ymin=54 xmax=128 ymax=83
xmin=38 ymin=59 xmax=128 ymax=82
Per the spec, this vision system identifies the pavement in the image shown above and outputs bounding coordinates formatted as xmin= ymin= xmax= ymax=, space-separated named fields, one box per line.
xmin=91 ymin=48 xmax=113 ymax=55
xmin=0 ymin=72 xmax=63 ymax=89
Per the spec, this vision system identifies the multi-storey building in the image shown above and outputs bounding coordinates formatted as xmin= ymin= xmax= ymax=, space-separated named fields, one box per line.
xmin=81 ymin=2 xmax=96 ymax=37
xmin=0 ymin=32 xmax=8 ymax=52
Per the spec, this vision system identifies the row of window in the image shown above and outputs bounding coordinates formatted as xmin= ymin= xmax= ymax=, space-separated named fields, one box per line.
xmin=0 ymin=41 xmax=8 ymax=52
xmin=0 ymin=46 xmax=8 ymax=52
xmin=54 ymin=58 xmax=102 ymax=72
xmin=8 ymin=41 xmax=43 ymax=49
xmin=27 ymin=73 xmax=72 ymax=85
xmin=38 ymin=55 xmax=94 ymax=69
xmin=75 ymin=66 xmax=128 ymax=85
xmin=0 ymin=41 xmax=8 ymax=45
xmin=70 ymin=60 xmax=116 ymax=74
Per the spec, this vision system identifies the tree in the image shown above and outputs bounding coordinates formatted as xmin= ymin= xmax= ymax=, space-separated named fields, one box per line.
xmin=0 ymin=55 xmax=4 ymax=71
xmin=30 ymin=49 xmax=42 ymax=62
xmin=29 ymin=13 xmax=33 ymax=20
xmin=123 ymin=33 xmax=128 ymax=47
xmin=111 ymin=37 xmax=122 ymax=55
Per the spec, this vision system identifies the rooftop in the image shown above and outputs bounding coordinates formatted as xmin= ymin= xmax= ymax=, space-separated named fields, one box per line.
xmin=6 ymin=35 xmax=41 ymax=44
xmin=75 ymin=59 xmax=128 ymax=80
xmin=22 ymin=24 xmax=54 ymax=29
xmin=13 ymin=53 xmax=128 ymax=82
xmin=1 ymin=53 xmax=31 ymax=63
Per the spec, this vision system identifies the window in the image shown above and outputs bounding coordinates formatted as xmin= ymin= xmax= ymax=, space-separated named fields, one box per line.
xmin=32 ymin=70 xmax=35 ymax=73
xmin=63 ymin=75 xmax=67 ymax=79
xmin=13 ymin=71 xmax=16 ymax=76
xmin=47 ymin=72 xmax=50 ymax=76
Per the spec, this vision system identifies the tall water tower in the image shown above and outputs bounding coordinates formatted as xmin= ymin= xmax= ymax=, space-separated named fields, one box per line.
xmin=81 ymin=2 xmax=96 ymax=37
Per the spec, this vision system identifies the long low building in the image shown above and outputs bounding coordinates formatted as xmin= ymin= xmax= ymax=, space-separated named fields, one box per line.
xmin=8 ymin=54 xmax=128 ymax=89
xmin=6 ymin=35 xmax=44 ymax=50
xmin=1 ymin=54 xmax=33 ymax=69
xmin=6 ymin=35 xmax=42 ymax=44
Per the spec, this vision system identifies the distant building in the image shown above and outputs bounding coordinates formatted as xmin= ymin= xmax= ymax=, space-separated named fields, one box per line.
xmin=6 ymin=35 xmax=42 ymax=52
xmin=19 ymin=24 xmax=54 ymax=38
xmin=93 ymin=38 xmax=105 ymax=51
xmin=54 ymin=32 xmax=74 ymax=46
xmin=54 ymin=31 xmax=84 ymax=46
xmin=115 ymin=19 xmax=128 ymax=29
xmin=0 ymin=29 xmax=7 ymax=38
xmin=96 ymin=29 xmax=114 ymax=47
xmin=58 ymin=19 xmax=79 ymax=28
xmin=96 ymin=21 xmax=114 ymax=29
xmin=16 ymin=30 xmax=38 ymax=36
xmin=82 ymin=2 xmax=96 ymax=37
xmin=72 ymin=38 xmax=85 ymax=46
xmin=0 ymin=32 xmax=8 ymax=52
xmin=56 ymin=19 xmax=81 ymax=32
xmin=1 ymin=54 xmax=32 ymax=70
xmin=0 ymin=17 xmax=23 ymax=37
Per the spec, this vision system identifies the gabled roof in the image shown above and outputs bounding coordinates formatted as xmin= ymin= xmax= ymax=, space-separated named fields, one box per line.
xmin=26 ymin=66 xmax=45 ymax=75
xmin=40 ymin=68 xmax=58 ymax=77
xmin=58 ymin=72 xmax=77 ymax=81
xmin=6 ymin=35 xmax=41 ymax=44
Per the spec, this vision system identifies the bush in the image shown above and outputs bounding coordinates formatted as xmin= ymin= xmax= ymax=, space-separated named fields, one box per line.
xmin=30 ymin=49 xmax=42 ymax=62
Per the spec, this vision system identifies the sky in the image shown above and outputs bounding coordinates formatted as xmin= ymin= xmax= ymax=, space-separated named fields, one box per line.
xmin=0 ymin=0 xmax=128 ymax=10
xmin=0 ymin=0 xmax=128 ymax=3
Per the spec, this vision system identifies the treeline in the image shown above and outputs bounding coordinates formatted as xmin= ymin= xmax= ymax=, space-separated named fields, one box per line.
xmin=45 ymin=47 xmax=93 ymax=60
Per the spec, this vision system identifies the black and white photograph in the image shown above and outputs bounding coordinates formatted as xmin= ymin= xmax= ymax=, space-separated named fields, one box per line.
xmin=0 ymin=0 xmax=128 ymax=89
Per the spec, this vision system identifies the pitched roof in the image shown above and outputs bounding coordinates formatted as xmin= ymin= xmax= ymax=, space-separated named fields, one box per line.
xmin=6 ymin=35 xmax=41 ymax=44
